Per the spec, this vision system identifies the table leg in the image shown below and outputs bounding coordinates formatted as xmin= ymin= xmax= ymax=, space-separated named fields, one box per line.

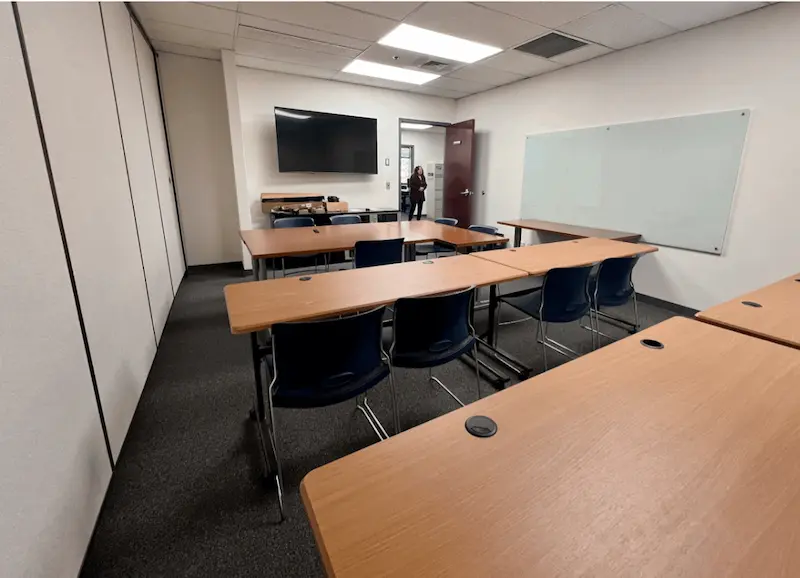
xmin=514 ymin=227 xmax=522 ymax=248
xmin=487 ymin=284 xmax=497 ymax=345
xmin=250 ymin=332 xmax=266 ymax=422
xmin=477 ymin=283 xmax=534 ymax=381
xmin=406 ymin=244 xmax=417 ymax=262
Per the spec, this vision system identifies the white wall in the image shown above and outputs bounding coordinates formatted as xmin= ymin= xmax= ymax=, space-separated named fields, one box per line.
xmin=457 ymin=2 xmax=800 ymax=311
xmin=159 ymin=53 xmax=240 ymax=266
xmin=19 ymin=1 xmax=156 ymax=460
xmin=102 ymin=2 xmax=174 ymax=339
xmin=2 ymin=3 xmax=186 ymax=573
xmin=136 ymin=28 xmax=187 ymax=288
xmin=236 ymin=67 xmax=456 ymax=230
xmin=0 ymin=4 xmax=111 ymax=576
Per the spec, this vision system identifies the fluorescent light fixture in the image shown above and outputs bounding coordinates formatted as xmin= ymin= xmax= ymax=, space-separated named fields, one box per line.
xmin=401 ymin=123 xmax=433 ymax=130
xmin=342 ymin=60 xmax=439 ymax=85
xmin=275 ymin=109 xmax=310 ymax=120
xmin=379 ymin=23 xmax=502 ymax=64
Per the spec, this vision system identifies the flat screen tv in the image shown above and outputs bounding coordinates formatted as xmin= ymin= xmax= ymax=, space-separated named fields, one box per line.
xmin=274 ymin=107 xmax=378 ymax=174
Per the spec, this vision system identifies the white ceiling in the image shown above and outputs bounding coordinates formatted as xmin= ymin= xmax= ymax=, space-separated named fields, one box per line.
xmin=133 ymin=1 xmax=769 ymax=99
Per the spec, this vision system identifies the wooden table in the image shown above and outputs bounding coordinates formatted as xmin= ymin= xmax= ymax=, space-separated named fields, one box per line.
xmin=471 ymin=237 xmax=657 ymax=275
xmin=696 ymin=272 xmax=800 ymax=350
xmin=242 ymin=221 xmax=507 ymax=280
xmin=302 ymin=316 xmax=800 ymax=578
xmin=226 ymin=255 xmax=529 ymax=485
xmin=498 ymin=218 xmax=641 ymax=247
xmin=225 ymin=255 xmax=526 ymax=334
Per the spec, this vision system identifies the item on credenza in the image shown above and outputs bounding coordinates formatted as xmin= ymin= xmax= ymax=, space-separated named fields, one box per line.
xmin=261 ymin=193 xmax=324 ymax=214
xmin=325 ymin=201 xmax=349 ymax=213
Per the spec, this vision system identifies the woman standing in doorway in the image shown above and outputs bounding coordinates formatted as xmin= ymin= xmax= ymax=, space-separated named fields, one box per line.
xmin=408 ymin=166 xmax=427 ymax=221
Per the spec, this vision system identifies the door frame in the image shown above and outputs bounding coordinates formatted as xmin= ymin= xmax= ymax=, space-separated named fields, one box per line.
xmin=397 ymin=118 xmax=450 ymax=214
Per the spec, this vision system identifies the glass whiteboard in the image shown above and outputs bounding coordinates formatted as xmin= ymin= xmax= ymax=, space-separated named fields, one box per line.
xmin=520 ymin=109 xmax=750 ymax=254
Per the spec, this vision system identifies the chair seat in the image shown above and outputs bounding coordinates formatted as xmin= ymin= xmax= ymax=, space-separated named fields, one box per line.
xmin=500 ymin=290 xmax=588 ymax=323
xmin=392 ymin=335 xmax=475 ymax=369
xmin=272 ymin=364 xmax=390 ymax=409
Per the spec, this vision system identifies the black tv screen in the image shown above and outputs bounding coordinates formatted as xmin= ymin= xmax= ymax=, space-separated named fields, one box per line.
xmin=274 ymin=107 xmax=378 ymax=174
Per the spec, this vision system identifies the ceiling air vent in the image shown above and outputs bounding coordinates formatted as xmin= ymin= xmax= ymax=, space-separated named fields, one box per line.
xmin=418 ymin=60 xmax=451 ymax=72
xmin=515 ymin=33 xmax=587 ymax=59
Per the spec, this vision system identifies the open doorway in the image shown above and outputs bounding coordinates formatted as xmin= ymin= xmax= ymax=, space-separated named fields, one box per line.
xmin=398 ymin=119 xmax=448 ymax=221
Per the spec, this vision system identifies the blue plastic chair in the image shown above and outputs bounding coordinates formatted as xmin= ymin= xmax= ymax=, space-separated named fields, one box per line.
xmin=273 ymin=216 xmax=315 ymax=229
xmin=266 ymin=306 xmax=397 ymax=519
xmin=390 ymin=287 xmax=480 ymax=425
xmin=498 ymin=264 xmax=595 ymax=370
xmin=467 ymin=224 xmax=507 ymax=252
xmin=272 ymin=216 xmax=322 ymax=276
xmin=416 ymin=218 xmax=459 ymax=258
xmin=590 ymin=256 xmax=640 ymax=340
xmin=330 ymin=214 xmax=362 ymax=225
xmin=354 ymin=238 xmax=404 ymax=269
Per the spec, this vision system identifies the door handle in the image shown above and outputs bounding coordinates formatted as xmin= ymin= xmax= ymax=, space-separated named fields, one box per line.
xmin=460 ymin=189 xmax=473 ymax=196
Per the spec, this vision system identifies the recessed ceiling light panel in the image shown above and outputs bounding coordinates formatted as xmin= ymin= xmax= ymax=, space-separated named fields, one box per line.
xmin=342 ymin=60 xmax=440 ymax=85
xmin=379 ymin=23 xmax=502 ymax=64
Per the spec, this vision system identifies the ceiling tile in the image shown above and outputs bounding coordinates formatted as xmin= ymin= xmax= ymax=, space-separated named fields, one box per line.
xmin=448 ymin=63 xmax=525 ymax=87
xmin=197 ymin=2 xmax=237 ymax=11
xmin=477 ymin=2 xmax=610 ymax=28
xmin=132 ymin=2 xmax=236 ymax=34
xmin=237 ymin=2 xmax=397 ymax=42
xmin=481 ymin=50 xmax=562 ymax=76
xmin=143 ymin=20 xmax=234 ymax=49
xmin=412 ymin=85 xmax=469 ymax=99
xmin=337 ymin=2 xmax=422 ymax=21
xmin=356 ymin=44 xmax=464 ymax=74
xmin=559 ymin=4 xmax=678 ymax=49
xmin=333 ymin=71 xmax=419 ymax=92
xmin=404 ymin=3 xmax=549 ymax=49
xmin=622 ymin=2 xmax=767 ymax=31
xmin=549 ymin=41 xmax=613 ymax=65
xmin=237 ymin=13 xmax=371 ymax=50
xmin=152 ymin=39 xmax=222 ymax=60
xmin=237 ymin=24 xmax=363 ymax=58
xmin=235 ymin=37 xmax=353 ymax=70
xmin=426 ymin=76 xmax=495 ymax=95
xmin=236 ymin=54 xmax=339 ymax=79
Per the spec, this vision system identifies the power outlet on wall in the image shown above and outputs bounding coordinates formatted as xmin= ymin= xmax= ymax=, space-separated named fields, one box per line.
xmin=385 ymin=181 xmax=391 ymax=190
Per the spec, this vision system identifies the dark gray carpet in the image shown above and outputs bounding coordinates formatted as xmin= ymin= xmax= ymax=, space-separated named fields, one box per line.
xmin=80 ymin=264 xmax=680 ymax=577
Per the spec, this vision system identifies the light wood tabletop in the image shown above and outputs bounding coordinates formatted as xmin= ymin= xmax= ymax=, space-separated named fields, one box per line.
xmin=240 ymin=221 xmax=506 ymax=259
xmin=696 ymin=272 xmax=800 ymax=349
xmin=498 ymin=218 xmax=641 ymax=242
xmin=470 ymin=236 xmax=657 ymax=275
xmin=224 ymin=255 xmax=526 ymax=334
xmin=301 ymin=316 xmax=800 ymax=578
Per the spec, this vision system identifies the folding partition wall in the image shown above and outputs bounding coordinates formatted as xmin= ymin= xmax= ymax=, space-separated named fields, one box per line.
xmin=0 ymin=3 xmax=183 ymax=575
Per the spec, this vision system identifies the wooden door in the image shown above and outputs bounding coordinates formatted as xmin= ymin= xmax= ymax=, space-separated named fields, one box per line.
xmin=443 ymin=119 xmax=476 ymax=228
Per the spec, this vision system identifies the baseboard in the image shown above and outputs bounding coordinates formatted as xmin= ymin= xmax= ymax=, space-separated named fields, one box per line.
xmin=186 ymin=262 xmax=244 ymax=274
xmin=638 ymin=293 xmax=698 ymax=317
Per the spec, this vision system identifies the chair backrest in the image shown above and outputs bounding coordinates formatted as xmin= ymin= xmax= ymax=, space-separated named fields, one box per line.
xmin=595 ymin=256 xmax=639 ymax=306
xmin=273 ymin=216 xmax=315 ymax=229
xmin=354 ymin=238 xmax=404 ymax=269
xmin=391 ymin=287 xmax=475 ymax=365
xmin=540 ymin=265 xmax=594 ymax=323
xmin=468 ymin=225 xmax=498 ymax=236
xmin=330 ymin=214 xmax=361 ymax=225
xmin=271 ymin=307 xmax=386 ymax=399
xmin=467 ymin=224 xmax=505 ymax=252
xmin=435 ymin=218 xmax=458 ymax=227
